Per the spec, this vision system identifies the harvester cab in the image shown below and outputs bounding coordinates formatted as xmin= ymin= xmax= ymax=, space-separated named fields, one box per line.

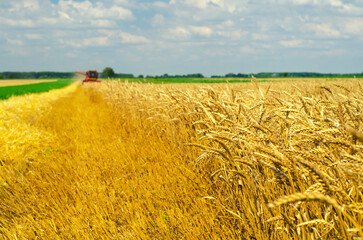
xmin=75 ymin=70 xmax=101 ymax=84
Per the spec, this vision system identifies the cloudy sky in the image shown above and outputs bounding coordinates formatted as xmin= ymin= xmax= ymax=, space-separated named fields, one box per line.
xmin=0 ymin=0 xmax=362 ymax=76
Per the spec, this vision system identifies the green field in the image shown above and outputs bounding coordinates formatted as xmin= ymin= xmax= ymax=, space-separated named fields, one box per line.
xmin=0 ymin=79 xmax=74 ymax=100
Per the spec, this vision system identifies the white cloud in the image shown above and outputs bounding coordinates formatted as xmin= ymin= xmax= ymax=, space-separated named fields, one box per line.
xmin=204 ymin=48 xmax=231 ymax=57
xmin=83 ymin=37 xmax=109 ymax=46
xmin=168 ymin=27 xmax=191 ymax=39
xmin=58 ymin=35 xmax=110 ymax=48
xmin=151 ymin=14 xmax=165 ymax=26
xmin=38 ymin=17 xmax=58 ymax=25
xmin=309 ymin=24 xmax=341 ymax=38
xmin=114 ymin=0 xmax=129 ymax=4
xmin=280 ymin=39 xmax=319 ymax=48
xmin=22 ymin=0 xmax=40 ymax=11
xmin=329 ymin=0 xmax=343 ymax=7
xmin=190 ymin=26 xmax=212 ymax=36
xmin=153 ymin=1 xmax=169 ymax=8
xmin=184 ymin=0 xmax=218 ymax=9
xmin=280 ymin=40 xmax=304 ymax=47
xmin=57 ymin=1 xmax=133 ymax=22
xmin=216 ymin=20 xmax=235 ymax=29
xmin=24 ymin=34 xmax=41 ymax=40
xmin=172 ymin=0 xmax=237 ymax=13
xmin=119 ymin=32 xmax=150 ymax=44
xmin=223 ymin=20 xmax=235 ymax=27
xmin=252 ymin=33 xmax=271 ymax=40
xmin=166 ymin=26 xmax=213 ymax=39
xmin=90 ymin=19 xmax=115 ymax=27
xmin=1 ymin=0 xmax=133 ymax=29
xmin=58 ymin=39 xmax=82 ymax=48
xmin=269 ymin=0 xmax=363 ymax=14
xmin=58 ymin=11 xmax=73 ymax=21
xmin=7 ymin=38 xmax=24 ymax=46
xmin=217 ymin=30 xmax=247 ymax=40
xmin=343 ymin=18 xmax=363 ymax=35
xmin=298 ymin=15 xmax=310 ymax=22
xmin=8 ymin=0 xmax=40 ymax=13
xmin=290 ymin=0 xmax=318 ymax=5
xmin=108 ymin=6 xmax=133 ymax=19
xmin=0 ymin=17 xmax=34 ymax=27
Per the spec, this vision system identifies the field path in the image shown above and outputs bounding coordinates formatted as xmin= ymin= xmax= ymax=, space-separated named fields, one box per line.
xmin=0 ymin=85 xmax=217 ymax=239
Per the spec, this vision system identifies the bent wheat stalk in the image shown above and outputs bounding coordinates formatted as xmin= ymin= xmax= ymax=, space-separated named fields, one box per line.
xmin=269 ymin=192 xmax=363 ymax=237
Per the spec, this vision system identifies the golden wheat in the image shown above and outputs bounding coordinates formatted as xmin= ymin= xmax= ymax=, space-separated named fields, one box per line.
xmin=0 ymin=78 xmax=362 ymax=239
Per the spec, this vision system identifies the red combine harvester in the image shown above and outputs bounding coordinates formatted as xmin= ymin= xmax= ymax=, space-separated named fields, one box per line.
xmin=75 ymin=70 xmax=101 ymax=84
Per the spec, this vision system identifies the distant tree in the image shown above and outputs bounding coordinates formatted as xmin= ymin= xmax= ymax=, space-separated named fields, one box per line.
xmin=9 ymin=73 xmax=14 ymax=79
xmin=138 ymin=75 xmax=144 ymax=78
xmin=190 ymin=73 xmax=204 ymax=78
xmin=102 ymin=67 xmax=115 ymax=78
xmin=225 ymin=73 xmax=237 ymax=78
xmin=0 ymin=74 xmax=3 ymax=79
xmin=283 ymin=72 xmax=288 ymax=77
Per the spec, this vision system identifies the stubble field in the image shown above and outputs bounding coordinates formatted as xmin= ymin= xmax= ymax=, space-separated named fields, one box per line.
xmin=0 ymin=79 xmax=362 ymax=239
xmin=0 ymin=80 xmax=58 ymax=87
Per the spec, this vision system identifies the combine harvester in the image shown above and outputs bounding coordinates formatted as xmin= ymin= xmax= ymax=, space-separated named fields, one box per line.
xmin=75 ymin=70 xmax=101 ymax=84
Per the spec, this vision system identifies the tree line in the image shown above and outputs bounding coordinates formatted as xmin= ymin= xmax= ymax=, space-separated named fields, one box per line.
xmin=0 ymin=69 xmax=362 ymax=80
xmin=0 ymin=72 xmax=75 ymax=79
xmin=212 ymin=72 xmax=363 ymax=78
xmin=0 ymin=70 xmax=134 ymax=79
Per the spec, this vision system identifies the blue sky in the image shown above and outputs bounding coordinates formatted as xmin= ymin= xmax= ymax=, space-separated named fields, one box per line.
xmin=0 ymin=0 xmax=362 ymax=76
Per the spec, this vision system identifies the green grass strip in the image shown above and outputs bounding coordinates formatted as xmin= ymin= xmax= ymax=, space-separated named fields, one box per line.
xmin=0 ymin=79 xmax=74 ymax=100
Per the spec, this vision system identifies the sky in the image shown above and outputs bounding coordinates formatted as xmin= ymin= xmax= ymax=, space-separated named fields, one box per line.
xmin=0 ymin=0 xmax=362 ymax=76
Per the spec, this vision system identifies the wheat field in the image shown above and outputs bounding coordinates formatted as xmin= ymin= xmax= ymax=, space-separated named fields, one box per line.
xmin=0 ymin=79 xmax=362 ymax=239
